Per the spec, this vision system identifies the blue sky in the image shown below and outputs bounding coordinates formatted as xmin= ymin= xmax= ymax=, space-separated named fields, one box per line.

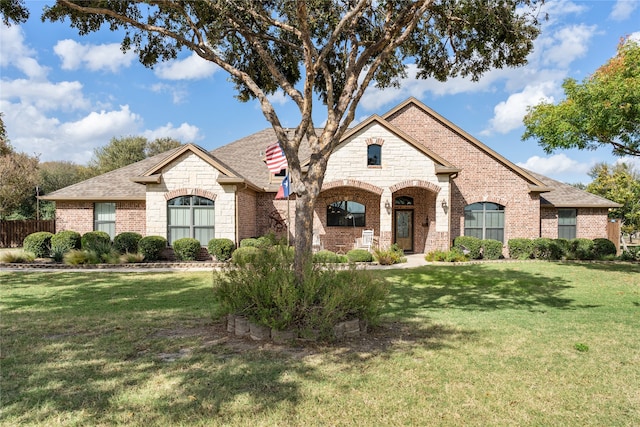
xmin=1 ymin=0 xmax=639 ymax=184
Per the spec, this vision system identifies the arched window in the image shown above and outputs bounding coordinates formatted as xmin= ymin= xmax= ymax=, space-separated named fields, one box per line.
xmin=367 ymin=144 xmax=381 ymax=166
xmin=327 ymin=200 xmax=366 ymax=227
xmin=167 ymin=195 xmax=215 ymax=246
xmin=395 ymin=196 xmax=414 ymax=206
xmin=464 ymin=202 xmax=505 ymax=242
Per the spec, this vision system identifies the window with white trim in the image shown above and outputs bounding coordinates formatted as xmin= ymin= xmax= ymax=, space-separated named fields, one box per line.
xmin=167 ymin=195 xmax=215 ymax=246
xmin=94 ymin=202 xmax=115 ymax=239
xmin=464 ymin=202 xmax=505 ymax=242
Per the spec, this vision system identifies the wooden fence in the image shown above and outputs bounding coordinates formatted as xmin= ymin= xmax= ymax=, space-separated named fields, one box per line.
xmin=0 ymin=220 xmax=56 ymax=248
xmin=607 ymin=219 xmax=621 ymax=254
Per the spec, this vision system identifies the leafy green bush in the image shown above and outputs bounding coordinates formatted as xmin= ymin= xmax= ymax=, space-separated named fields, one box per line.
xmin=51 ymin=230 xmax=81 ymax=255
xmin=568 ymin=238 xmax=594 ymax=260
xmin=81 ymin=231 xmax=111 ymax=252
xmin=312 ymin=250 xmax=347 ymax=264
xmin=346 ymin=248 xmax=373 ymax=263
xmin=213 ymin=247 xmax=388 ymax=338
xmin=232 ymin=246 xmax=262 ymax=265
xmin=592 ymin=238 xmax=617 ymax=259
xmin=482 ymin=239 xmax=503 ymax=260
xmin=138 ymin=236 xmax=167 ymax=261
xmin=425 ymin=248 xmax=468 ymax=262
xmin=208 ymin=238 xmax=236 ymax=261
xmin=532 ymin=238 xmax=563 ymax=260
xmin=113 ymin=232 xmax=142 ymax=254
xmin=453 ymin=236 xmax=483 ymax=259
xmin=172 ymin=237 xmax=202 ymax=261
xmin=23 ymin=231 xmax=53 ymax=258
xmin=508 ymin=238 xmax=534 ymax=259
xmin=619 ymin=246 xmax=640 ymax=261
xmin=373 ymin=244 xmax=406 ymax=265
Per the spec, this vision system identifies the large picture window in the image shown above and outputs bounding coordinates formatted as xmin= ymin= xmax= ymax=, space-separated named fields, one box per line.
xmin=167 ymin=195 xmax=215 ymax=246
xmin=327 ymin=200 xmax=366 ymax=227
xmin=464 ymin=202 xmax=505 ymax=242
xmin=94 ymin=202 xmax=115 ymax=239
xmin=558 ymin=209 xmax=577 ymax=239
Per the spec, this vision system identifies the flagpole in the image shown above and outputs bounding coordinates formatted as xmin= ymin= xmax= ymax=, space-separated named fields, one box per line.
xmin=287 ymin=175 xmax=291 ymax=247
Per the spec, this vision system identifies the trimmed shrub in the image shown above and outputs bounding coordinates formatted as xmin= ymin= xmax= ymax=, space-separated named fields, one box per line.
xmin=232 ymin=246 xmax=262 ymax=265
xmin=313 ymin=250 xmax=347 ymax=264
xmin=346 ymin=248 xmax=373 ymax=263
xmin=482 ymin=239 xmax=503 ymax=260
xmin=508 ymin=238 xmax=534 ymax=260
xmin=569 ymin=238 xmax=594 ymax=260
xmin=23 ymin=231 xmax=53 ymax=258
xmin=208 ymin=238 xmax=236 ymax=262
xmin=172 ymin=237 xmax=202 ymax=261
xmin=81 ymin=231 xmax=111 ymax=251
xmin=592 ymin=238 xmax=616 ymax=259
xmin=51 ymin=230 xmax=81 ymax=255
xmin=240 ymin=238 xmax=260 ymax=248
xmin=240 ymin=236 xmax=275 ymax=249
xmin=113 ymin=232 xmax=142 ymax=254
xmin=138 ymin=236 xmax=167 ymax=261
xmin=453 ymin=236 xmax=483 ymax=259
xmin=532 ymin=238 xmax=563 ymax=260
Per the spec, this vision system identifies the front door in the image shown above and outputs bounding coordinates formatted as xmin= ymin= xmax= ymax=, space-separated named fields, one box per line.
xmin=395 ymin=210 xmax=413 ymax=252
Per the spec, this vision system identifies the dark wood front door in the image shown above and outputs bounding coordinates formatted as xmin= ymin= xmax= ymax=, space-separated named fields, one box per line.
xmin=395 ymin=210 xmax=413 ymax=252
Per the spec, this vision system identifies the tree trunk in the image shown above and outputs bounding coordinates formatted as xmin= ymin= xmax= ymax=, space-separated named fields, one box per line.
xmin=293 ymin=191 xmax=316 ymax=284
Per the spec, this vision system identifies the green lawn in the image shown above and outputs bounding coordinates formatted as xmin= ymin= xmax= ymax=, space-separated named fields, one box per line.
xmin=1 ymin=262 xmax=639 ymax=426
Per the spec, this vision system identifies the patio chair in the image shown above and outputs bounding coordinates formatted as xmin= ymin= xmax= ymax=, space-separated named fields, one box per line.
xmin=354 ymin=229 xmax=374 ymax=251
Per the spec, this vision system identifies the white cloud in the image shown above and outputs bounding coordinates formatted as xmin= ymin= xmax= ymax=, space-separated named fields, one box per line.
xmin=0 ymin=25 xmax=48 ymax=80
xmin=542 ymin=24 xmax=597 ymax=68
xmin=1 ymin=78 xmax=90 ymax=111
xmin=517 ymin=153 xmax=592 ymax=177
xmin=609 ymin=0 xmax=639 ymax=21
xmin=142 ymin=123 xmax=202 ymax=143
xmin=154 ymin=53 xmax=218 ymax=80
xmin=267 ymin=90 xmax=289 ymax=106
xmin=54 ymin=39 xmax=135 ymax=73
xmin=150 ymin=83 xmax=188 ymax=104
xmin=483 ymin=82 xmax=556 ymax=135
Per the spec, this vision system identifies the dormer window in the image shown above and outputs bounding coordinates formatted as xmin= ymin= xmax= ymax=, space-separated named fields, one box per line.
xmin=366 ymin=137 xmax=384 ymax=166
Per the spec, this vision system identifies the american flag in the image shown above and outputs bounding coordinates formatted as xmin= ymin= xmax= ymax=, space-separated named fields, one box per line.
xmin=265 ymin=142 xmax=288 ymax=173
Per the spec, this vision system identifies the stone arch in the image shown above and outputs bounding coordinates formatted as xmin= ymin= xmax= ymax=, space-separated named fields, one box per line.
xmin=164 ymin=188 xmax=217 ymax=201
xmin=321 ymin=179 xmax=384 ymax=196
xmin=389 ymin=180 xmax=441 ymax=194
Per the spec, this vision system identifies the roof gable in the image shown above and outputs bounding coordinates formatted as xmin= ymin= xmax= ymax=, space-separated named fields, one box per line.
xmin=139 ymin=143 xmax=239 ymax=178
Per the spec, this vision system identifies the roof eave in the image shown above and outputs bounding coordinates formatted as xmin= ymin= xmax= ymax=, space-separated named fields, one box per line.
xmin=131 ymin=174 xmax=162 ymax=184
xmin=528 ymin=185 xmax=553 ymax=193
xmin=38 ymin=196 xmax=145 ymax=201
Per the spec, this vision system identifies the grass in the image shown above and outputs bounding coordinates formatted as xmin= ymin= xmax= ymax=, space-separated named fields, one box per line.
xmin=1 ymin=262 xmax=639 ymax=426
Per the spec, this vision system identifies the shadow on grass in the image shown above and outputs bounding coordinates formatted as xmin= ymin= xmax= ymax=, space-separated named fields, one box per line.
xmin=381 ymin=264 xmax=577 ymax=317
xmin=559 ymin=260 xmax=640 ymax=274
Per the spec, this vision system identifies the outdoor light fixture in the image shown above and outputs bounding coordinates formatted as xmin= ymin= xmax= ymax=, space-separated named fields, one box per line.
xmin=441 ymin=199 xmax=448 ymax=209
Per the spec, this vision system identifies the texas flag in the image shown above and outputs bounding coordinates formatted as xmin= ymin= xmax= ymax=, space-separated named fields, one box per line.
xmin=275 ymin=174 xmax=290 ymax=200
xmin=265 ymin=142 xmax=288 ymax=173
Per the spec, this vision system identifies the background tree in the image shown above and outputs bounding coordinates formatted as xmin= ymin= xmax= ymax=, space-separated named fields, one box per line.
xmin=35 ymin=0 xmax=542 ymax=279
xmin=35 ymin=161 xmax=98 ymax=219
xmin=0 ymin=126 xmax=40 ymax=219
xmin=523 ymin=38 xmax=640 ymax=157
xmin=146 ymin=137 xmax=183 ymax=157
xmin=90 ymin=135 xmax=148 ymax=174
xmin=586 ymin=162 xmax=640 ymax=242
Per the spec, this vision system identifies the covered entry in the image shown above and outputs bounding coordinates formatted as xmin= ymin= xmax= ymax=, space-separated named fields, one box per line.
xmin=391 ymin=185 xmax=439 ymax=254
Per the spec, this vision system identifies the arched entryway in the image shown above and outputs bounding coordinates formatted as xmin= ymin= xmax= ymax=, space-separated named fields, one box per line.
xmin=390 ymin=182 xmax=439 ymax=253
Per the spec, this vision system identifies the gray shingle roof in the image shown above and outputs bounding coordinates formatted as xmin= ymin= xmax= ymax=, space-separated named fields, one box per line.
xmin=526 ymin=170 xmax=621 ymax=208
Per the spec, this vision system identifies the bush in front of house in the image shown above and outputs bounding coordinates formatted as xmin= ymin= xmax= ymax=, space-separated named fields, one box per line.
xmin=213 ymin=247 xmax=389 ymax=339
xmin=113 ymin=232 xmax=142 ymax=254
xmin=23 ymin=231 xmax=54 ymax=258
xmin=172 ymin=237 xmax=201 ymax=261
xmin=313 ymin=250 xmax=348 ymax=264
xmin=453 ymin=236 xmax=483 ymax=259
xmin=373 ymin=244 xmax=406 ymax=265
xmin=346 ymin=248 xmax=373 ymax=263
xmin=138 ymin=236 xmax=167 ymax=261
xmin=240 ymin=235 xmax=275 ymax=249
xmin=532 ymin=238 xmax=563 ymax=260
xmin=425 ymin=248 xmax=469 ymax=262
xmin=619 ymin=246 xmax=640 ymax=261
xmin=481 ymin=239 xmax=504 ymax=260
xmin=592 ymin=238 xmax=617 ymax=259
xmin=0 ymin=250 xmax=35 ymax=263
xmin=568 ymin=238 xmax=594 ymax=260
xmin=81 ymin=231 xmax=111 ymax=252
xmin=51 ymin=230 xmax=81 ymax=254
xmin=208 ymin=238 xmax=236 ymax=261
xmin=508 ymin=238 xmax=534 ymax=259
xmin=231 ymin=246 xmax=262 ymax=265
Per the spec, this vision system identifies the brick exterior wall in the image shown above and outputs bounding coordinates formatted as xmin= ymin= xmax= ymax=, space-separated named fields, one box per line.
xmin=55 ymin=200 xmax=145 ymax=236
xmin=541 ymin=206 xmax=611 ymax=239
xmin=237 ymin=188 xmax=258 ymax=242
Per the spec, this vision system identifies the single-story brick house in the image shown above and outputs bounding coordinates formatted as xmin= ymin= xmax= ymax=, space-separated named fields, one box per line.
xmin=41 ymin=98 xmax=620 ymax=255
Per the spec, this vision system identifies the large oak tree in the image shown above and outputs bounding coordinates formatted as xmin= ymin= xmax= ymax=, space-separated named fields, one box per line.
xmin=4 ymin=0 xmax=544 ymax=279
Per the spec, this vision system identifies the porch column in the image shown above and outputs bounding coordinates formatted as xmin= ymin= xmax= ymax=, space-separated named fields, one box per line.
xmin=436 ymin=175 xmax=451 ymax=249
xmin=379 ymin=188 xmax=393 ymax=248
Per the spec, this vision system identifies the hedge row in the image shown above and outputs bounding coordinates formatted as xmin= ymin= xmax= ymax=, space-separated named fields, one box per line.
xmin=453 ymin=236 xmax=503 ymax=260
xmin=508 ymin=237 xmax=617 ymax=260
